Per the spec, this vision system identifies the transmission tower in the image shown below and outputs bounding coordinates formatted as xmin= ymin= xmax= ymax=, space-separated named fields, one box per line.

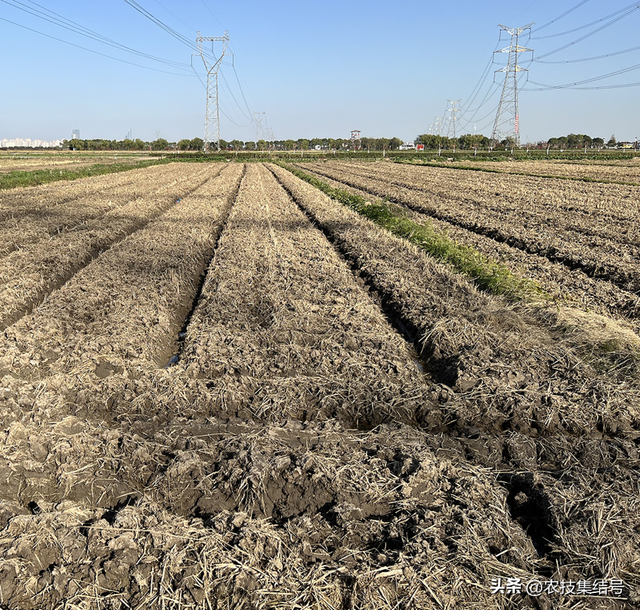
xmin=433 ymin=117 xmax=443 ymax=137
xmin=491 ymin=23 xmax=533 ymax=148
xmin=253 ymin=111 xmax=265 ymax=141
xmin=446 ymin=100 xmax=461 ymax=138
xmin=195 ymin=30 xmax=229 ymax=152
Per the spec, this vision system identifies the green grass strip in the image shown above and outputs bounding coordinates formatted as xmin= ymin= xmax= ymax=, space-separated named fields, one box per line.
xmin=0 ymin=159 xmax=168 ymax=191
xmin=282 ymin=163 xmax=547 ymax=302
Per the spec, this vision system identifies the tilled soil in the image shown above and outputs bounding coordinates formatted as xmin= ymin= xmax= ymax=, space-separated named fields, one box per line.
xmin=296 ymin=163 xmax=640 ymax=334
xmin=445 ymin=157 xmax=640 ymax=184
xmin=300 ymin=160 xmax=640 ymax=309
xmin=0 ymin=162 xmax=638 ymax=609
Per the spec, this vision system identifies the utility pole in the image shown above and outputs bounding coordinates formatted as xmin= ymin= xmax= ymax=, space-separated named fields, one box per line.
xmin=195 ymin=30 xmax=229 ymax=152
xmin=491 ymin=24 xmax=533 ymax=148
xmin=447 ymin=100 xmax=461 ymax=139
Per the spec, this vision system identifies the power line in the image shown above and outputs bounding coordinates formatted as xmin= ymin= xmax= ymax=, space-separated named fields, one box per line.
xmin=2 ymin=0 xmax=192 ymax=69
xmin=533 ymin=5 xmax=640 ymax=61
xmin=532 ymin=0 xmax=590 ymax=34
xmin=122 ymin=0 xmax=208 ymax=57
xmin=535 ymin=44 xmax=640 ymax=64
xmin=0 ymin=15 xmax=196 ymax=76
xmin=532 ymin=1 xmax=640 ymax=41
xmin=526 ymin=61 xmax=640 ymax=89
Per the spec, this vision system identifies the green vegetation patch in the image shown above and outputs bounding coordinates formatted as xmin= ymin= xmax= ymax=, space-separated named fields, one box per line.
xmin=0 ymin=159 xmax=167 ymax=191
xmin=283 ymin=164 xmax=546 ymax=302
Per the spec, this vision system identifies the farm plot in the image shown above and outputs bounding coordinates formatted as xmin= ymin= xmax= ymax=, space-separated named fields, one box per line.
xmin=301 ymin=160 xmax=640 ymax=305
xmin=0 ymin=155 xmax=154 ymax=174
xmin=0 ymin=163 xmax=214 ymax=331
xmin=0 ymin=162 xmax=175 ymax=256
xmin=0 ymin=161 xmax=638 ymax=609
xmin=444 ymin=158 xmax=640 ymax=184
xmin=297 ymin=163 xmax=640 ymax=331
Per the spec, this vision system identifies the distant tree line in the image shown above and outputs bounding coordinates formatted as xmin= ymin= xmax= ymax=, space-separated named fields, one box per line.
xmin=415 ymin=134 xmax=492 ymax=150
xmin=62 ymin=136 xmax=410 ymax=152
xmin=61 ymin=132 xmax=631 ymax=153
xmin=546 ymin=134 xmax=608 ymax=149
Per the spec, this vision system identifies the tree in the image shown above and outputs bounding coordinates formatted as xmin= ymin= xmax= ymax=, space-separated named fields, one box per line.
xmin=257 ymin=139 xmax=267 ymax=151
xmin=151 ymin=138 xmax=169 ymax=151
xmin=67 ymin=138 xmax=86 ymax=150
xmin=230 ymin=139 xmax=244 ymax=150
xmin=389 ymin=137 xmax=403 ymax=150
xmin=297 ymin=139 xmax=309 ymax=150
xmin=178 ymin=139 xmax=190 ymax=151
xmin=189 ymin=137 xmax=204 ymax=151
xmin=244 ymin=141 xmax=256 ymax=150
xmin=607 ymin=135 xmax=617 ymax=148
xmin=284 ymin=139 xmax=296 ymax=150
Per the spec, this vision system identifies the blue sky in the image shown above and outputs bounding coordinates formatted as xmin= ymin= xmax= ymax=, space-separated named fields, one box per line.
xmin=1 ymin=0 xmax=638 ymax=143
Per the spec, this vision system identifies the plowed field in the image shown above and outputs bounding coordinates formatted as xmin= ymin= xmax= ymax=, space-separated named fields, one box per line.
xmin=0 ymin=161 xmax=638 ymax=609
xmin=443 ymin=158 xmax=640 ymax=184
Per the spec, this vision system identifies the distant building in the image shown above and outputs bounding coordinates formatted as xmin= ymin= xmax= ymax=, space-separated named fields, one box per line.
xmin=0 ymin=138 xmax=63 ymax=149
xmin=72 ymin=129 xmax=80 ymax=140
xmin=399 ymin=141 xmax=416 ymax=150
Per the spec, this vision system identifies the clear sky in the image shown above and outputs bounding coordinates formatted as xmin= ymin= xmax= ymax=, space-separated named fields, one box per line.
xmin=1 ymin=0 xmax=638 ymax=144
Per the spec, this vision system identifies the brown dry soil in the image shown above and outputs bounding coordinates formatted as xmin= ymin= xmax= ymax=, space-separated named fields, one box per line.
xmin=0 ymin=162 xmax=638 ymax=609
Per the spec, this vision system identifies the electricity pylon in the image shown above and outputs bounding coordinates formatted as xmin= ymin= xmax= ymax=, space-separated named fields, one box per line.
xmin=491 ymin=23 xmax=533 ymax=148
xmin=195 ymin=30 xmax=229 ymax=152
xmin=253 ymin=111 xmax=265 ymax=141
xmin=447 ymin=100 xmax=461 ymax=138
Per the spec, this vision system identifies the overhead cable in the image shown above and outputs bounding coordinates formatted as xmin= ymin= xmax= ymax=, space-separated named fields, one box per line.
xmin=2 ymin=0 xmax=192 ymax=69
xmin=532 ymin=0 xmax=591 ymax=34
xmin=533 ymin=5 xmax=640 ymax=60
xmin=0 ymin=15 xmax=196 ymax=76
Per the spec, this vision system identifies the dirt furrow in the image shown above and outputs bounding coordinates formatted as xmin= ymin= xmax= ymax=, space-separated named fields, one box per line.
xmin=303 ymin=162 xmax=640 ymax=293
xmin=311 ymin=161 xmax=640 ymax=247
xmin=0 ymin=162 xmax=637 ymax=609
xmin=269 ymin=162 xmax=640 ymax=602
xmin=0 ymin=164 xmax=194 ymax=258
xmin=0 ymin=162 xmax=170 ymax=219
xmin=0 ymin=165 xmax=216 ymax=332
xmin=177 ymin=162 xmax=431 ymax=427
xmin=447 ymin=158 xmax=640 ymax=184
xmin=332 ymin=159 xmax=640 ymax=221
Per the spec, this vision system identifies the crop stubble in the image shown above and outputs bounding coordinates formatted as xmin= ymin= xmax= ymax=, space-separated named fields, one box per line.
xmin=0 ymin=162 xmax=637 ymax=608
xmin=302 ymin=161 xmax=640 ymax=292
xmin=302 ymin=160 xmax=640 ymax=321
xmin=297 ymin=163 xmax=640 ymax=334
